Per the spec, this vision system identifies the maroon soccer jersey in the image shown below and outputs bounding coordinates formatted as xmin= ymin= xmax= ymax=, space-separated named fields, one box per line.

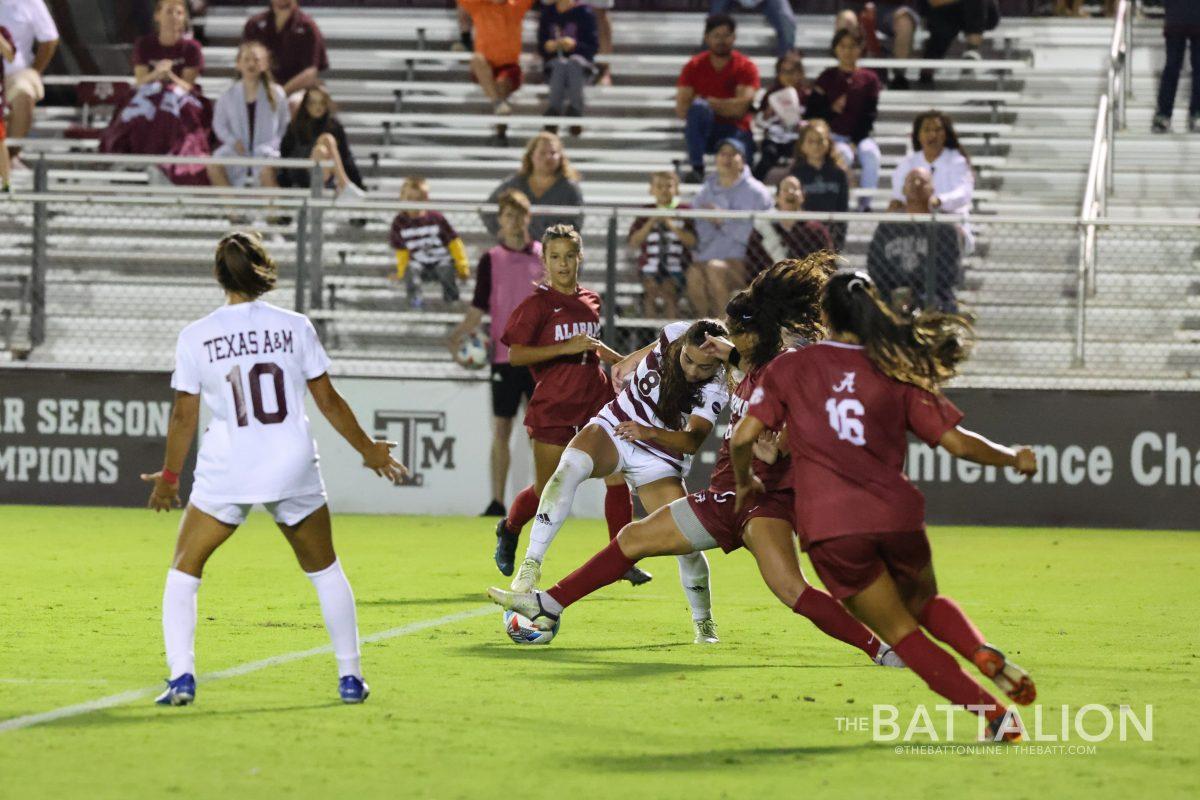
xmin=132 ymin=34 xmax=204 ymax=75
xmin=708 ymin=359 xmax=790 ymax=494
xmin=748 ymin=341 xmax=962 ymax=544
xmin=501 ymin=284 xmax=613 ymax=430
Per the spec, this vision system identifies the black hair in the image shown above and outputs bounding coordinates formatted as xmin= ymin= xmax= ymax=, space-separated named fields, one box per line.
xmin=704 ymin=13 xmax=736 ymax=35
xmin=657 ymin=319 xmax=728 ymax=430
xmin=821 ymin=272 xmax=973 ymax=392
xmin=214 ymin=231 xmax=278 ymax=299
xmin=831 ymin=28 xmax=863 ymax=55
xmin=910 ymin=109 xmax=972 ymax=167
xmin=725 ymin=253 xmax=837 ymax=369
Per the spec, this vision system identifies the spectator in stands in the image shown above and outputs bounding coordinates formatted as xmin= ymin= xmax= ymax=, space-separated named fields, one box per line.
xmin=390 ymin=176 xmax=470 ymax=308
xmin=867 ymin=167 xmax=961 ymax=312
xmin=1152 ymin=0 xmax=1200 ymax=134
xmin=752 ymin=48 xmax=809 ymax=182
xmin=807 ymin=29 xmax=882 ymax=211
xmin=746 ymin=176 xmax=835 ymax=276
xmin=133 ymin=0 xmax=203 ymax=93
xmin=917 ymin=0 xmax=999 ymax=70
xmin=628 ymin=170 xmax=696 ymax=319
xmin=0 ymin=0 xmax=58 ymax=152
xmin=888 ymin=109 xmax=975 ymax=251
xmin=791 ymin=120 xmax=850 ymax=250
xmin=207 ymin=41 xmax=289 ymax=189
xmin=709 ymin=0 xmax=796 ymax=57
xmin=675 ymin=14 xmax=760 ymax=182
xmin=836 ymin=2 xmax=919 ymax=89
xmin=484 ymin=131 xmax=583 ymax=242
xmin=278 ymin=84 xmax=365 ymax=199
xmin=1053 ymin=0 xmax=1088 ymax=17
xmin=0 ymin=29 xmax=12 ymax=191
xmin=687 ymin=137 xmax=773 ymax=316
xmin=537 ymin=0 xmax=599 ymax=128
xmin=241 ymin=0 xmax=328 ymax=108
xmin=460 ymin=0 xmax=535 ymax=123
xmin=447 ymin=188 xmax=545 ymax=517
xmin=582 ymin=1 xmax=614 ymax=85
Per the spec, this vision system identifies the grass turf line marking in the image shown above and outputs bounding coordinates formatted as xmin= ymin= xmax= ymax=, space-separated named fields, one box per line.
xmin=0 ymin=605 xmax=495 ymax=734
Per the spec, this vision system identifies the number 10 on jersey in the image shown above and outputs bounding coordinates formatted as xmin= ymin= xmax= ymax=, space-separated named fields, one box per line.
xmin=226 ymin=363 xmax=289 ymax=427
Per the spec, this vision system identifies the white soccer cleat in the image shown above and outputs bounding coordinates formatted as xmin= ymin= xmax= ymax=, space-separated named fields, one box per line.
xmin=510 ymin=557 xmax=542 ymax=592
xmin=487 ymin=587 xmax=558 ymax=631
xmin=874 ymin=644 xmax=906 ymax=668
xmin=693 ymin=617 xmax=719 ymax=644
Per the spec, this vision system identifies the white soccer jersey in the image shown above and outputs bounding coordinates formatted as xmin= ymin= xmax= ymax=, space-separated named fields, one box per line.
xmin=171 ymin=301 xmax=331 ymax=504
xmin=596 ymin=321 xmax=728 ymax=472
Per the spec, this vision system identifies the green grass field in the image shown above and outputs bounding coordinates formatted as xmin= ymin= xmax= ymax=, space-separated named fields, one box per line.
xmin=1 ymin=506 xmax=1197 ymax=799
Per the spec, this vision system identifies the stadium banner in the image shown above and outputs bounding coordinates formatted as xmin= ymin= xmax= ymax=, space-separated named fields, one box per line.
xmin=689 ymin=388 xmax=1199 ymax=531
xmin=0 ymin=369 xmax=193 ymax=506
xmin=306 ymin=376 xmax=607 ymax=518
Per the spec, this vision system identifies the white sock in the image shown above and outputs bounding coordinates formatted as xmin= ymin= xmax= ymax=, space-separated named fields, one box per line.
xmin=305 ymin=558 xmax=362 ymax=679
xmin=162 ymin=568 xmax=201 ymax=679
xmin=676 ymin=551 xmax=712 ymax=622
xmin=538 ymin=590 xmax=564 ymax=616
xmin=525 ymin=447 xmax=593 ymax=563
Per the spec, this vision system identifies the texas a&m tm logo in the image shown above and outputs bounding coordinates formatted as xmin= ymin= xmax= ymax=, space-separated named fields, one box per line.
xmin=372 ymin=410 xmax=456 ymax=487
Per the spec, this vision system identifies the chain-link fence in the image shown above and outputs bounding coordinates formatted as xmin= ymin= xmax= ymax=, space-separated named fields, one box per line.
xmin=0 ymin=161 xmax=1196 ymax=387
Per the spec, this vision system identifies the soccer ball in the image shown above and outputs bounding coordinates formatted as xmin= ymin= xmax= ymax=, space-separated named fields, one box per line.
xmin=458 ymin=333 xmax=489 ymax=369
xmin=503 ymin=609 xmax=559 ymax=645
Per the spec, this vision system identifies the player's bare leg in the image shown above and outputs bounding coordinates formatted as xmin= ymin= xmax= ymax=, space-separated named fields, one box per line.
xmin=843 ymin=570 xmax=1016 ymax=739
xmin=157 ymin=505 xmax=238 ymax=705
xmin=490 ymin=414 xmax=514 ymax=513
xmin=741 ymin=519 xmax=898 ymax=665
xmin=636 ymin=477 xmax=715 ymax=637
xmin=278 ymin=506 xmax=368 ymax=703
xmin=512 ymin=425 xmax=619 ymax=591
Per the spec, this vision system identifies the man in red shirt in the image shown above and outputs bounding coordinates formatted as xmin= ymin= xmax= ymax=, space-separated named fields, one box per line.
xmin=241 ymin=0 xmax=328 ymax=104
xmin=675 ymin=14 xmax=760 ymax=182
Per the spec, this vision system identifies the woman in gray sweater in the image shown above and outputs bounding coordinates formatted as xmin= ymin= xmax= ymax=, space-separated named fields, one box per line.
xmin=484 ymin=132 xmax=584 ymax=242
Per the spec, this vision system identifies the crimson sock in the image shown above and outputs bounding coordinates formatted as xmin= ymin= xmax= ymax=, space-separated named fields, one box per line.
xmin=546 ymin=539 xmax=635 ymax=610
xmin=918 ymin=595 xmax=986 ymax=661
xmin=603 ymin=483 xmax=633 ymax=541
xmin=892 ymin=629 xmax=1004 ymax=718
xmin=793 ymin=586 xmax=883 ymax=659
xmin=504 ymin=484 xmax=539 ymax=536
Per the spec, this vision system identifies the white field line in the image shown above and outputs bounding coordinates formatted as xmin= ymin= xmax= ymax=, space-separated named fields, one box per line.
xmin=0 ymin=605 xmax=494 ymax=734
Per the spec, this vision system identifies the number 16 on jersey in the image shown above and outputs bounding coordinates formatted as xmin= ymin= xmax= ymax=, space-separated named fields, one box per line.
xmin=825 ymin=397 xmax=865 ymax=446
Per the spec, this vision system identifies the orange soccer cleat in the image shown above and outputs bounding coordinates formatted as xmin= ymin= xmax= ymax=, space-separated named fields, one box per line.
xmin=973 ymin=644 xmax=1037 ymax=706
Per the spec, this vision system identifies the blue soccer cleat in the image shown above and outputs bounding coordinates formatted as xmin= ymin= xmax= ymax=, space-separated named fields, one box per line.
xmin=339 ymin=675 xmax=370 ymax=704
xmin=494 ymin=519 xmax=518 ymax=577
xmin=155 ymin=673 xmax=196 ymax=706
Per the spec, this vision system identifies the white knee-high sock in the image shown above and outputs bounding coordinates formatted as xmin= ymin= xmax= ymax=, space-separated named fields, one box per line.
xmin=162 ymin=568 xmax=201 ymax=679
xmin=305 ymin=559 xmax=362 ymax=678
xmin=525 ymin=447 xmax=593 ymax=563
xmin=676 ymin=551 xmax=712 ymax=621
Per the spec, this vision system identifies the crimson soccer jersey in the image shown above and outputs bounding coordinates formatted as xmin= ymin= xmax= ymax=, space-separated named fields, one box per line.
xmin=708 ymin=359 xmax=790 ymax=494
xmin=501 ymin=284 xmax=613 ymax=430
xmin=748 ymin=341 xmax=962 ymax=545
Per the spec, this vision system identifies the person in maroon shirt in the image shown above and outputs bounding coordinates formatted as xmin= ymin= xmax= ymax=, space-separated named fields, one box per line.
xmin=241 ymin=0 xmax=327 ymax=104
xmin=675 ymin=14 xmax=760 ymax=181
xmin=746 ymin=176 xmax=836 ymax=277
xmin=133 ymin=0 xmax=203 ymax=93
xmin=493 ymin=224 xmax=636 ymax=580
xmin=806 ymin=29 xmax=882 ymax=210
xmin=732 ymin=271 xmax=1039 ymax=741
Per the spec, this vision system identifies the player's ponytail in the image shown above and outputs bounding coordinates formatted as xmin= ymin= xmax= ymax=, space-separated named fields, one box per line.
xmin=822 ymin=271 xmax=972 ymax=392
xmin=725 ymin=252 xmax=837 ymax=369
xmin=214 ymin=231 xmax=278 ymax=299
xmin=658 ymin=319 xmax=728 ymax=429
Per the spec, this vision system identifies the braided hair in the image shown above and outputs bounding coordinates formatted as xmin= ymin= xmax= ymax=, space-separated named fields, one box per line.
xmin=725 ymin=253 xmax=838 ymax=370
xmin=822 ymin=271 xmax=973 ymax=392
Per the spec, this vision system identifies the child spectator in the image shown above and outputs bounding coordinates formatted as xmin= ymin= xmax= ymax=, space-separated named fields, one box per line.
xmin=791 ymin=120 xmax=850 ymax=248
xmin=1151 ymin=0 xmax=1200 ymax=134
xmin=208 ymin=41 xmax=289 ymax=189
xmin=836 ymin=2 xmax=919 ymax=89
xmin=133 ymin=0 xmax=203 ymax=93
xmin=752 ymin=49 xmax=809 ymax=182
xmin=241 ymin=0 xmax=328 ymax=106
xmin=0 ymin=27 xmax=12 ymax=191
xmin=390 ymin=178 xmax=470 ymax=309
xmin=746 ymin=176 xmax=835 ymax=276
xmin=628 ymin=171 xmax=697 ymax=319
xmin=278 ymin=84 xmax=365 ymax=199
xmin=675 ymin=14 xmax=760 ymax=182
xmin=538 ymin=0 xmax=599 ymax=127
xmin=460 ymin=0 xmax=535 ymax=121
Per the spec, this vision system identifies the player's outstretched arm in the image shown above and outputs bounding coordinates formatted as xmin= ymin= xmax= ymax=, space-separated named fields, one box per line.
xmin=308 ymin=374 xmax=410 ymax=483
xmin=939 ymin=426 xmax=1037 ymax=476
xmin=141 ymin=391 xmax=200 ymax=512
xmin=613 ymin=414 xmax=714 ymax=455
xmin=611 ymin=340 xmax=656 ymax=387
xmin=730 ymin=414 xmax=768 ymax=511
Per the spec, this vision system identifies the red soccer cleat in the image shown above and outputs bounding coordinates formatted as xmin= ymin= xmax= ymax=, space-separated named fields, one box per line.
xmin=973 ymin=644 xmax=1037 ymax=705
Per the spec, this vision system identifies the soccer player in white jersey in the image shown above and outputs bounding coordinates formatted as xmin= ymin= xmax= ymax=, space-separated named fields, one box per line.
xmin=502 ymin=318 xmax=733 ymax=643
xmin=142 ymin=232 xmax=407 ymax=707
